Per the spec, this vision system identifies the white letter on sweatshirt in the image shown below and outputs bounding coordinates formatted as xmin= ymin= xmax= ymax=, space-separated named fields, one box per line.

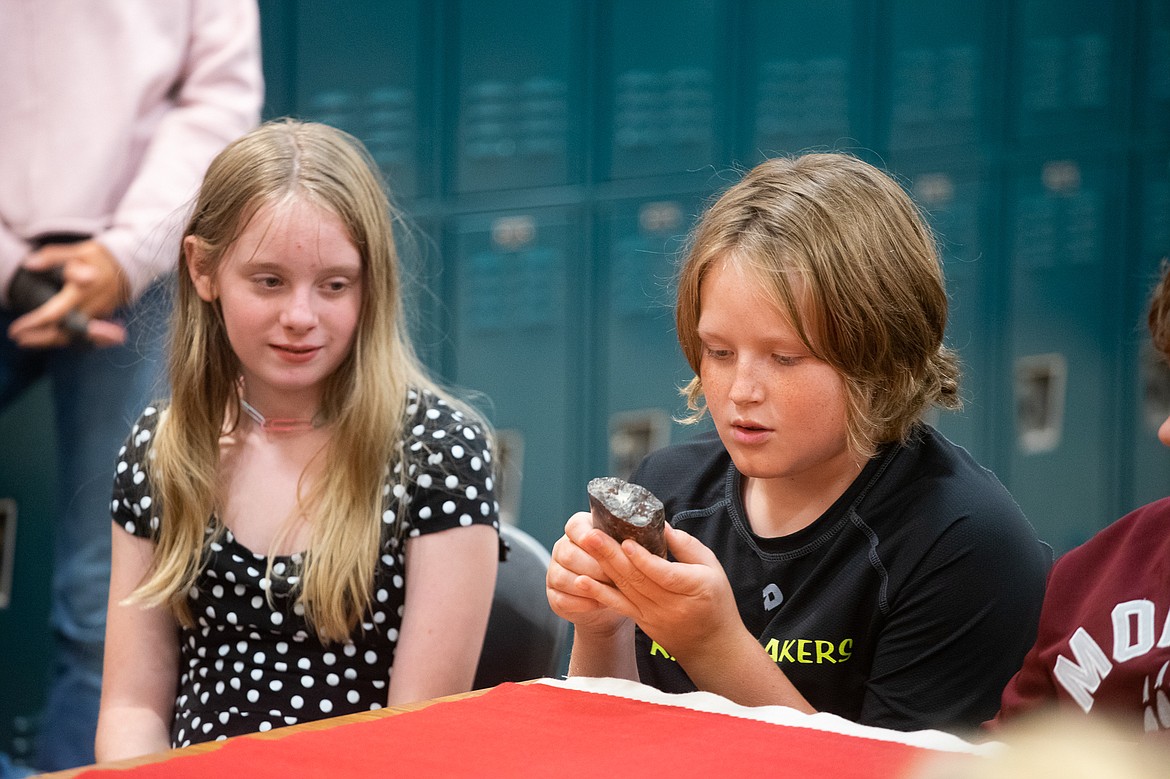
xmin=1054 ymin=627 xmax=1113 ymax=712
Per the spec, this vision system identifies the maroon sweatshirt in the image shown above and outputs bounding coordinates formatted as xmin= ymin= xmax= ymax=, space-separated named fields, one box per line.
xmin=996 ymin=497 xmax=1170 ymax=734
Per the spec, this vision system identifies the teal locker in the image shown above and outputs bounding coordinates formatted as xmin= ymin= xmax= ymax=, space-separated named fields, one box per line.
xmin=445 ymin=208 xmax=584 ymax=549
xmin=598 ymin=0 xmax=726 ymax=181
xmin=1007 ymin=0 xmax=1130 ymax=144
xmin=887 ymin=157 xmax=997 ymax=465
xmin=741 ymin=0 xmax=869 ymax=161
xmin=1004 ymin=154 xmax=1124 ymax=553
xmin=1136 ymin=0 xmax=1170 ymax=142
xmin=1128 ymin=150 xmax=1170 ymax=510
xmin=257 ymin=0 xmax=295 ymax=119
xmin=447 ymin=1 xmax=581 ymax=193
xmin=0 ymin=384 xmax=58 ymax=763
xmin=593 ymin=195 xmax=704 ymax=479
xmin=883 ymin=2 xmax=991 ymax=153
xmin=293 ymin=1 xmax=431 ymax=200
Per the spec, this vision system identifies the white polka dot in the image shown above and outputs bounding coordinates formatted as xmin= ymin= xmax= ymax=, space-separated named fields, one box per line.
xmin=320 ymin=699 xmax=333 ymax=713
xmin=451 ymin=445 xmax=465 ymax=458
xmin=323 ymin=652 xmax=336 ymax=665
xmin=301 ymin=675 xmax=314 ymax=688
xmin=419 ymin=506 xmax=432 ymax=520
xmin=326 ymin=673 xmax=340 ymax=686
xmin=364 ymin=650 xmax=377 ymax=664
xmin=418 ymin=474 xmax=433 ymax=488
xmin=271 ymin=612 xmax=284 ymax=626
xmin=347 ymin=690 xmax=360 ymax=704
xmin=459 ymin=514 xmax=473 ymax=527
xmin=471 ymin=457 xmax=483 ymax=471
xmin=269 ymin=680 xmax=283 ymax=692
xmin=465 ymin=486 xmax=478 ymax=500
xmin=343 ymin=644 xmax=357 ymax=657
xmin=259 ymin=721 xmax=272 ymax=732
xmin=445 ymin=475 xmax=459 ymax=489
xmin=291 ymin=695 xmax=304 ymax=709
xmin=442 ymin=500 xmax=456 ymax=514
xmin=432 ymin=429 xmax=446 ymax=439
xmin=247 ymin=689 xmax=260 ymax=703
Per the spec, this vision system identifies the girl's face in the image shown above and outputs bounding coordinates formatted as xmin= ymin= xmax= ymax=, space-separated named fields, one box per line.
xmin=696 ymin=257 xmax=861 ymax=493
xmin=187 ymin=197 xmax=363 ymax=414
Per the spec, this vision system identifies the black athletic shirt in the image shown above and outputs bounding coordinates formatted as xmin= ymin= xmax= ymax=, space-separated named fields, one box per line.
xmin=631 ymin=425 xmax=1049 ymax=734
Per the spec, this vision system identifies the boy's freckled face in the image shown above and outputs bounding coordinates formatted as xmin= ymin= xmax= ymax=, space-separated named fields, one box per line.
xmin=696 ymin=258 xmax=859 ymax=490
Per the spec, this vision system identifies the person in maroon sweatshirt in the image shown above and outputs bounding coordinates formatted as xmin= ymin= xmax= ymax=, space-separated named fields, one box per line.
xmin=994 ymin=261 xmax=1170 ymax=736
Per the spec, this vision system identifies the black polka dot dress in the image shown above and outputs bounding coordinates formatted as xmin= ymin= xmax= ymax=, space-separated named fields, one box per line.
xmin=111 ymin=390 xmax=500 ymax=747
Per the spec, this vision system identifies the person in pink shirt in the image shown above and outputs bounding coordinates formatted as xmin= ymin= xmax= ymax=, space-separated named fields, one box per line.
xmin=0 ymin=3 xmax=262 ymax=773
xmin=994 ymin=260 xmax=1170 ymax=736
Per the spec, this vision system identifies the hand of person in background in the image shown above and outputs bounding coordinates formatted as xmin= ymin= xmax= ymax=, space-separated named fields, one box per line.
xmin=8 ymin=240 xmax=131 ymax=348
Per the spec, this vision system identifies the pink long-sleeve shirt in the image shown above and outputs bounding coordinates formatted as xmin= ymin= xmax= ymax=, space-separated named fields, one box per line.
xmin=0 ymin=0 xmax=263 ymax=303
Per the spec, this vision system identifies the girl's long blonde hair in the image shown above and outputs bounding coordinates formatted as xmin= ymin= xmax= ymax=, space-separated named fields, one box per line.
xmin=133 ymin=119 xmax=455 ymax=642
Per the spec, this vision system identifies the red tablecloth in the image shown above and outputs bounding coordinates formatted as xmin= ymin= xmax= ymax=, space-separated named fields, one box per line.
xmin=79 ymin=682 xmax=958 ymax=778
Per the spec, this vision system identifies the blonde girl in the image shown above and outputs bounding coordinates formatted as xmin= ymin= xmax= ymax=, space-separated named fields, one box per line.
xmin=96 ymin=120 xmax=499 ymax=758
